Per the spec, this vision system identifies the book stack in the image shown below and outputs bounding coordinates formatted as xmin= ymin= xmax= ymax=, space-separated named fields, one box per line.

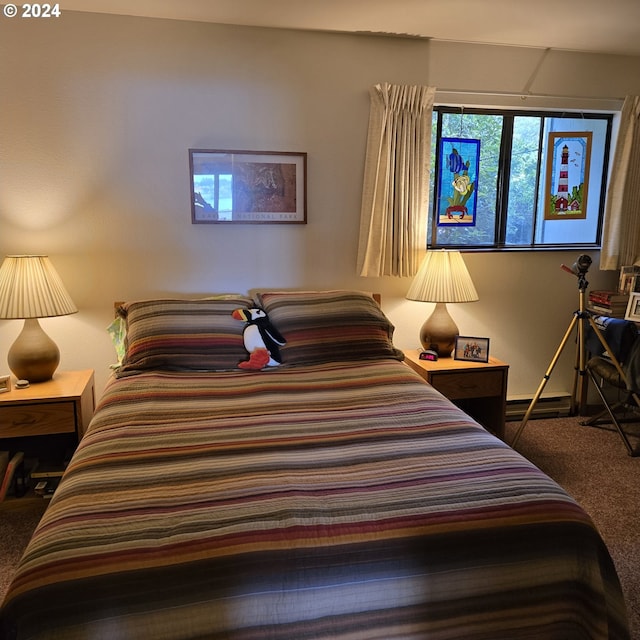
xmin=588 ymin=290 xmax=630 ymax=318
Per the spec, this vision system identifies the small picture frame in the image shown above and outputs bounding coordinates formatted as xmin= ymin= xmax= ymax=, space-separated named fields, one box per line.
xmin=0 ymin=374 xmax=10 ymax=394
xmin=454 ymin=336 xmax=490 ymax=363
xmin=619 ymin=265 xmax=640 ymax=294
xmin=625 ymin=292 xmax=640 ymax=322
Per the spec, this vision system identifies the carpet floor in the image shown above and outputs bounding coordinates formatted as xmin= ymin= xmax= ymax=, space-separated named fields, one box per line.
xmin=505 ymin=415 xmax=640 ymax=640
xmin=0 ymin=501 xmax=47 ymax=602
xmin=1 ymin=417 xmax=638 ymax=638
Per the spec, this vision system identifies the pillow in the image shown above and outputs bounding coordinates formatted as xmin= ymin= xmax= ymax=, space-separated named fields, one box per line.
xmin=255 ymin=290 xmax=403 ymax=366
xmin=116 ymin=296 xmax=254 ymax=375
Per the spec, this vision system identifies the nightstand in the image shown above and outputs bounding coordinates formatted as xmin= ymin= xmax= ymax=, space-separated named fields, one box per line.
xmin=403 ymin=350 xmax=508 ymax=439
xmin=0 ymin=370 xmax=95 ymax=503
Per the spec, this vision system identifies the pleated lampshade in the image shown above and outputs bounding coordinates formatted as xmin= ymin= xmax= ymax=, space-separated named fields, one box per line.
xmin=406 ymin=250 xmax=478 ymax=303
xmin=406 ymin=251 xmax=478 ymax=356
xmin=0 ymin=255 xmax=77 ymax=382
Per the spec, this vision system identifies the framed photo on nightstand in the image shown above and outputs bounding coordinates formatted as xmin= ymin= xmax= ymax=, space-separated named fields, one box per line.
xmin=0 ymin=374 xmax=9 ymax=394
xmin=454 ymin=336 xmax=490 ymax=363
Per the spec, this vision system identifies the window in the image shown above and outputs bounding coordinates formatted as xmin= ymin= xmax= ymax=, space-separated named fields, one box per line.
xmin=428 ymin=107 xmax=613 ymax=250
xmin=193 ymin=172 xmax=233 ymax=221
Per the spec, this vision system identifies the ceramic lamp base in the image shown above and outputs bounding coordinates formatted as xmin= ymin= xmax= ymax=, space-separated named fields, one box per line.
xmin=419 ymin=302 xmax=458 ymax=357
xmin=7 ymin=318 xmax=60 ymax=382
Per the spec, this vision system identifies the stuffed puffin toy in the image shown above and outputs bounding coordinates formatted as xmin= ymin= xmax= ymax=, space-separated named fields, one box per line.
xmin=232 ymin=307 xmax=286 ymax=369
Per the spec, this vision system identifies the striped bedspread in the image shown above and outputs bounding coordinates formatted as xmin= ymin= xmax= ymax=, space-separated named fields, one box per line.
xmin=0 ymin=359 xmax=629 ymax=639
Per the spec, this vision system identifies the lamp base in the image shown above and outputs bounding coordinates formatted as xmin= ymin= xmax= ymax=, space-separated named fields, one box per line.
xmin=419 ymin=302 xmax=458 ymax=357
xmin=8 ymin=318 xmax=60 ymax=382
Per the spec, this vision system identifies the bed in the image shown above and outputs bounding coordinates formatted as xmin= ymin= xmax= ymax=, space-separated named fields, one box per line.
xmin=0 ymin=291 xmax=629 ymax=639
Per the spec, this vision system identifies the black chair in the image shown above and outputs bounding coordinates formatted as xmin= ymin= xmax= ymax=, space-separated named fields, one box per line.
xmin=582 ymin=316 xmax=640 ymax=456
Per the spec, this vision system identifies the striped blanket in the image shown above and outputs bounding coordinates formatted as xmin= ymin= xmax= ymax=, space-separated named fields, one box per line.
xmin=0 ymin=359 xmax=629 ymax=639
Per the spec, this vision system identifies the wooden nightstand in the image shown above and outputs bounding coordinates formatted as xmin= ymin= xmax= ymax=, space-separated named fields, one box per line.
xmin=0 ymin=370 xmax=95 ymax=504
xmin=403 ymin=350 xmax=509 ymax=439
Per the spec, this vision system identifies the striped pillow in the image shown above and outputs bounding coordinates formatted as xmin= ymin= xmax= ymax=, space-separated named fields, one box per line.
xmin=256 ymin=290 xmax=404 ymax=366
xmin=117 ymin=297 xmax=253 ymax=375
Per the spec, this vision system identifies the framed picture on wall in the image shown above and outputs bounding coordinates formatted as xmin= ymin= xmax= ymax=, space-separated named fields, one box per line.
xmin=189 ymin=149 xmax=307 ymax=224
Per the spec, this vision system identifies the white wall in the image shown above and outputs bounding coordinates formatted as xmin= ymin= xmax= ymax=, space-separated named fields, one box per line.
xmin=1 ymin=10 xmax=635 ymax=397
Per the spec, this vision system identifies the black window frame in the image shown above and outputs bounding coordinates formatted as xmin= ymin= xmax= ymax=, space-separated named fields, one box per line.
xmin=428 ymin=106 xmax=614 ymax=251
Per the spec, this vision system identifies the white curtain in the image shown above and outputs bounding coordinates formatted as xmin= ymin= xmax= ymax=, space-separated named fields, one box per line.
xmin=357 ymin=83 xmax=436 ymax=277
xmin=600 ymin=96 xmax=640 ymax=270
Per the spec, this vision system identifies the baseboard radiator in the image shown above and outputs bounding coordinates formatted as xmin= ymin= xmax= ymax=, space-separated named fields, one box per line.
xmin=506 ymin=395 xmax=572 ymax=421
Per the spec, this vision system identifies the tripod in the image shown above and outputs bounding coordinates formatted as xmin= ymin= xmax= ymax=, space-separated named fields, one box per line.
xmin=511 ymin=255 xmax=628 ymax=449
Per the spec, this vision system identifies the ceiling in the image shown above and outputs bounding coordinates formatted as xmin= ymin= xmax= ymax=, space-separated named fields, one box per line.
xmin=57 ymin=0 xmax=640 ymax=57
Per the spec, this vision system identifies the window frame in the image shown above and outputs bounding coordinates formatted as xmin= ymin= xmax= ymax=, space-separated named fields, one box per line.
xmin=428 ymin=106 xmax=614 ymax=251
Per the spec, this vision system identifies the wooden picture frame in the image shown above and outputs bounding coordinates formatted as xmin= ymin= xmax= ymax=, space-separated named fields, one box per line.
xmin=618 ymin=265 xmax=640 ymax=294
xmin=454 ymin=336 xmax=490 ymax=363
xmin=189 ymin=149 xmax=307 ymax=224
xmin=625 ymin=292 xmax=640 ymax=322
xmin=544 ymin=132 xmax=592 ymax=220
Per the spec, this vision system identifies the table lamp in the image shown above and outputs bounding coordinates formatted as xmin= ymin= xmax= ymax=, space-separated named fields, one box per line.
xmin=406 ymin=250 xmax=478 ymax=357
xmin=0 ymin=255 xmax=77 ymax=382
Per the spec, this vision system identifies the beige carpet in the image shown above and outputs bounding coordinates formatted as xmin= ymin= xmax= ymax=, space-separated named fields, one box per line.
xmin=0 ymin=501 xmax=47 ymax=601
xmin=505 ymin=415 xmax=640 ymax=640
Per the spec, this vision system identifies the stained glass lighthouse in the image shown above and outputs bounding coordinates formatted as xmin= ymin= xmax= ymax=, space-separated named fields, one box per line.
xmin=555 ymin=144 xmax=570 ymax=212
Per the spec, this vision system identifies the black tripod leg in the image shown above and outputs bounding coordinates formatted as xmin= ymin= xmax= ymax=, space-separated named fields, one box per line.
xmin=511 ymin=314 xmax=579 ymax=449
xmin=583 ymin=369 xmax=636 ymax=456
